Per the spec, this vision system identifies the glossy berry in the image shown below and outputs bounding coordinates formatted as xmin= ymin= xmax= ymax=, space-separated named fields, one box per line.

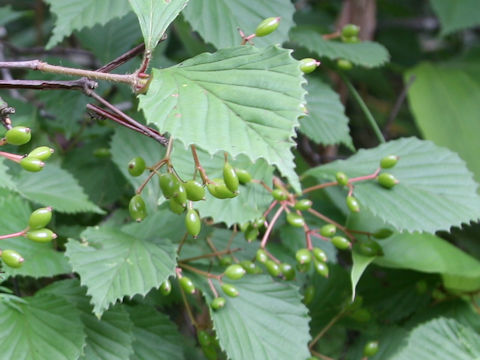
xmin=221 ymin=283 xmax=239 ymax=297
xmin=363 ymin=341 xmax=379 ymax=357
xmin=5 ymin=126 xmax=31 ymax=145
xmin=356 ymin=239 xmax=383 ymax=257
xmin=128 ymin=157 xmax=146 ymax=177
xmin=28 ymin=207 xmax=53 ymax=230
xmin=313 ymin=247 xmax=328 ymax=263
xmin=319 ymin=224 xmax=336 ymax=237
xmin=253 ymin=217 xmax=266 ymax=228
xmin=314 ymin=260 xmax=329 ymax=278
xmin=280 ymin=263 xmax=295 ymax=280
xmin=26 ymin=228 xmax=56 ymax=243
xmin=185 ymin=209 xmax=201 ymax=237
xmin=1 ymin=249 xmax=24 ymax=268
xmin=342 ymin=35 xmax=359 ymax=43
xmin=236 ymin=168 xmax=252 ymax=184
xmin=223 ymin=162 xmax=239 ymax=193
xmin=169 ymin=198 xmax=185 ymax=214
xmin=179 ymin=276 xmax=195 ymax=294
xmin=129 ymin=194 xmax=147 ymax=222
xmin=286 ymin=212 xmax=305 ymax=227
xmin=336 ymin=172 xmax=349 ymax=186
xmin=184 ymin=180 xmax=205 ymax=201
xmin=303 ymin=285 xmax=315 ymax=305
xmin=211 ymin=297 xmax=226 ymax=310
xmin=373 ymin=228 xmax=393 ymax=239
xmin=172 ymin=183 xmax=187 ymax=207
xmin=377 ymin=173 xmax=398 ymax=189
xmin=160 ymin=279 xmax=172 ymax=295
xmin=20 ymin=157 xmax=44 ymax=172
xmin=207 ymin=179 xmax=237 ymax=199
xmin=271 ymin=188 xmax=288 ymax=201
xmin=299 ymin=58 xmax=320 ymax=74
xmin=256 ymin=249 xmax=268 ymax=264
xmin=293 ymin=199 xmax=312 ymax=211
xmin=346 ymin=196 xmax=360 ymax=212
xmin=244 ymin=226 xmax=259 ymax=242
xmin=337 ymin=59 xmax=353 ymax=71
xmin=342 ymin=24 xmax=360 ymax=38
xmin=240 ymin=260 xmax=259 ymax=274
xmin=159 ymin=173 xmax=179 ymax=198
xmin=380 ymin=155 xmax=399 ymax=169
xmin=93 ymin=148 xmax=111 ymax=158
xmin=265 ymin=260 xmax=281 ymax=277
xmin=197 ymin=330 xmax=211 ymax=347
xmin=296 ymin=248 xmax=312 ymax=265
xmin=224 ymin=264 xmax=246 ymax=280
xmin=331 ymin=236 xmax=351 ymax=250
xmin=220 ymin=256 xmax=233 ymax=267
xmin=28 ymin=146 xmax=54 ymax=161
xmin=255 ymin=17 xmax=280 ymax=37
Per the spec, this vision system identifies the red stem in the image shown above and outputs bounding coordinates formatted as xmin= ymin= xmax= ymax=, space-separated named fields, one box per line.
xmin=0 ymin=151 xmax=23 ymax=163
xmin=0 ymin=229 xmax=27 ymax=240
xmin=260 ymin=205 xmax=284 ymax=248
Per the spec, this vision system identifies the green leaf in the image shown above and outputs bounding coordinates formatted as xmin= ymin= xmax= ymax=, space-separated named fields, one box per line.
xmin=0 ymin=159 xmax=17 ymax=191
xmin=65 ymin=225 xmax=177 ymax=315
xmin=45 ymin=0 xmax=131 ymax=49
xmin=0 ymin=293 xmax=86 ymax=360
xmin=138 ymin=45 xmax=306 ymax=191
xmin=0 ymin=190 xmax=71 ymax=278
xmin=0 ymin=5 xmax=24 ymax=27
xmin=305 ymin=137 xmax=480 ymax=233
xmin=15 ymin=164 xmax=103 ymax=214
xmin=182 ymin=0 xmax=295 ymax=49
xmin=431 ymin=0 xmax=480 ymax=36
xmin=200 ymin=275 xmax=311 ymax=360
xmin=350 ymin=251 xmax=376 ymax=301
xmin=290 ymin=27 xmax=390 ymax=68
xmin=300 ymin=78 xmax=353 ymax=149
xmin=129 ymin=0 xmax=189 ymax=52
xmin=392 ymin=318 xmax=480 ymax=360
xmin=127 ymin=305 xmax=185 ymax=360
xmin=406 ymin=62 xmax=480 ymax=183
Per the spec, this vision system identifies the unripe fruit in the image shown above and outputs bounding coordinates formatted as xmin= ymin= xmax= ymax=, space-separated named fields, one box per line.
xmin=211 ymin=297 xmax=226 ymax=310
xmin=363 ymin=341 xmax=379 ymax=357
xmin=5 ymin=126 xmax=31 ymax=145
xmin=159 ymin=173 xmax=179 ymax=198
xmin=331 ymin=236 xmax=351 ymax=250
xmin=223 ymin=162 xmax=239 ymax=193
xmin=128 ymin=157 xmax=146 ymax=177
xmin=337 ymin=59 xmax=353 ymax=70
xmin=307 ymin=357 xmax=319 ymax=360
xmin=184 ymin=180 xmax=205 ymax=201
xmin=221 ymin=283 xmax=239 ymax=297
xmin=253 ymin=217 xmax=265 ymax=228
xmin=93 ymin=148 xmax=111 ymax=158
xmin=169 ymin=198 xmax=185 ymax=214
xmin=355 ymin=238 xmax=383 ymax=257
xmin=286 ymin=212 xmax=305 ymax=227
xmin=197 ymin=330 xmax=211 ymax=347
xmin=336 ymin=172 xmax=349 ymax=186
xmin=179 ymin=276 xmax=195 ymax=294
xmin=240 ymin=260 xmax=259 ymax=274
xmin=220 ymin=256 xmax=233 ymax=267
xmin=377 ymin=173 xmax=398 ymax=189
xmin=349 ymin=308 xmax=371 ymax=322
xmin=380 ymin=155 xmax=399 ymax=169
xmin=185 ymin=209 xmax=201 ymax=237
xmin=346 ymin=196 xmax=360 ymax=212
xmin=314 ymin=260 xmax=329 ymax=278
xmin=235 ymin=168 xmax=252 ymax=184
xmin=28 ymin=207 xmax=53 ymax=230
xmin=244 ymin=226 xmax=259 ymax=242
xmin=202 ymin=345 xmax=218 ymax=360
xmin=20 ymin=157 xmax=44 ymax=172
xmin=172 ymin=183 xmax=187 ymax=207
xmin=303 ymin=285 xmax=315 ymax=305
xmin=280 ymin=263 xmax=295 ymax=280
xmin=256 ymin=249 xmax=268 ymax=264
xmin=373 ymin=228 xmax=393 ymax=239
xmin=341 ymin=35 xmax=359 ymax=43
xmin=319 ymin=224 xmax=336 ymax=237
xmin=296 ymin=248 xmax=312 ymax=265
xmin=312 ymin=247 xmax=328 ymax=263
xmin=1 ymin=249 xmax=24 ymax=268
xmin=129 ymin=194 xmax=147 ymax=222
xmin=28 ymin=146 xmax=54 ymax=161
xmin=293 ymin=199 xmax=312 ymax=211
xmin=299 ymin=58 xmax=320 ymax=74
xmin=271 ymin=188 xmax=288 ymax=201
xmin=26 ymin=228 xmax=56 ymax=243
xmin=265 ymin=260 xmax=281 ymax=277
xmin=207 ymin=179 xmax=237 ymax=199
xmin=224 ymin=264 xmax=246 ymax=280
xmin=255 ymin=17 xmax=280 ymax=37
xmin=341 ymin=24 xmax=360 ymax=38
xmin=160 ymin=279 xmax=172 ymax=295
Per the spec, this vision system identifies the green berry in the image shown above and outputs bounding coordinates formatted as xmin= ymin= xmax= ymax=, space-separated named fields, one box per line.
xmin=239 ymin=221 xmax=250 ymax=233
xmin=159 ymin=173 xmax=179 ymax=198
xmin=296 ymin=248 xmax=312 ymax=265
xmin=93 ymin=147 xmax=111 ymax=158
xmin=331 ymin=236 xmax=351 ymax=250
xmin=372 ymin=228 xmax=393 ymax=239
xmin=265 ymin=260 xmax=281 ymax=277
xmin=128 ymin=157 xmax=146 ymax=177
xmin=271 ymin=188 xmax=288 ymax=201
xmin=255 ymin=17 xmax=280 ymax=37
xmin=202 ymin=345 xmax=218 ymax=360
xmin=363 ymin=341 xmax=379 ymax=357
xmin=223 ymin=162 xmax=239 ymax=193
xmin=377 ymin=173 xmax=398 ymax=189
xmin=28 ymin=207 xmax=52 ymax=230
xmin=235 ymin=168 xmax=252 ymax=184
xmin=314 ymin=260 xmax=329 ymax=278
xmin=172 ymin=183 xmax=187 ymax=207
xmin=244 ymin=226 xmax=259 ymax=242
xmin=129 ymin=194 xmax=147 ymax=222
xmin=319 ymin=224 xmax=336 ymax=237
xmin=160 ymin=279 xmax=172 ymax=295
xmin=346 ymin=196 xmax=360 ymax=212
xmin=336 ymin=172 xmax=349 ymax=186
xmin=169 ymin=198 xmax=185 ymax=214
xmin=185 ymin=209 xmax=201 ymax=237
xmin=355 ymin=238 xmax=383 ymax=257
xmin=221 ymin=283 xmax=239 ymax=297
xmin=28 ymin=146 xmax=54 ymax=161
xmin=26 ymin=228 xmax=56 ymax=243
xmin=253 ymin=217 xmax=266 ymax=228
xmin=184 ymin=180 xmax=205 ymax=201
xmin=179 ymin=276 xmax=195 ymax=294
xmin=240 ymin=260 xmax=259 ymax=274
xmin=303 ymin=285 xmax=315 ymax=305
xmin=380 ymin=155 xmax=399 ymax=169
xmin=312 ymin=247 xmax=328 ymax=263
xmin=211 ymin=297 xmax=226 ymax=310
xmin=337 ymin=59 xmax=353 ymax=70
xmin=293 ymin=199 xmax=312 ymax=211
xmin=20 ymin=157 xmax=44 ymax=172
xmin=256 ymin=249 xmax=268 ymax=264
xmin=5 ymin=126 xmax=31 ymax=145
xmin=307 ymin=357 xmax=319 ymax=360
xmin=197 ymin=330 xmax=211 ymax=347
xmin=207 ymin=179 xmax=237 ymax=199
xmin=341 ymin=35 xmax=359 ymax=43
xmin=224 ymin=264 xmax=246 ymax=280
xmin=1 ymin=249 xmax=24 ymax=268
xmin=220 ymin=256 xmax=233 ymax=266
xmin=299 ymin=58 xmax=320 ymax=74
xmin=349 ymin=308 xmax=371 ymax=322
xmin=341 ymin=24 xmax=360 ymax=38
xmin=286 ymin=212 xmax=305 ymax=227
xmin=280 ymin=263 xmax=295 ymax=280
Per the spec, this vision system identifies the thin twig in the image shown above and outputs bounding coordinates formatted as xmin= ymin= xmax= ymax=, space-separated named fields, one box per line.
xmin=180 ymin=248 xmax=242 ymax=263
xmin=96 ymin=43 xmax=146 ymax=73
xmin=0 ymin=78 xmax=97 ymax=90
xmin=384 ymin=75 xmax=416 ymax=139
xmin=308 ymin=208 xmax=354 ymax=240
xmin=309 ymin=309 xmax=346 ymax=349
